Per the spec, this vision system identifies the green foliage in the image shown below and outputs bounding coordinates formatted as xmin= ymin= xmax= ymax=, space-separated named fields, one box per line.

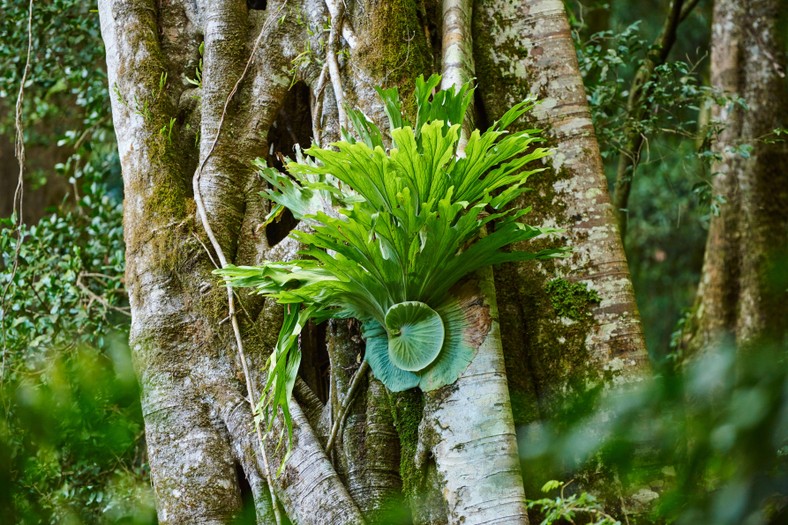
xmin=527 ymin=480 xmax=621 ymax=525
xmin=626 ymin=140 xmax=707 ymax=353
xmin=1 ymin=178 xmax=126 ymax=372
xmin=219 ymin=75 xmax=564 ymax=437
xmin=255 ymin=304 xmax=310 ymax=449
xmin=385 ymin=301 xmax=445 ymax=372
xmin=0 ymin=3 xmax=142 ymax=516
xmin=0 ymin=166 xmax=151 ymax=522
xmin=186 ymin=41 xmax=204 ymax=88
xmin=576 ymin=21 xmax=720 ymax=165
xmin=0 ymin=0 xmax=110 ymax=138
xmin=0 ymin=343 xmax=155 ymax=524
xmin=520 ymin=342 xmax=788 ymax=525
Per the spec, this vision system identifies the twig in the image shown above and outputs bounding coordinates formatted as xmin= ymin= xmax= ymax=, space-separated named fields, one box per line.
xmin=1 ymin=0 xmax=34 ymax=384
xmin=325 ymin=360 xmax=369 ymax=454
xmin=76 ymin=272 xmax=132 ymax=317
xmin=192 ymin=231 xmax=219 ymax=269
xmin=79 ymin=272 xmax=118 ymax=280
xmin=679 ymin=0 xmax=702 ymax=22
xmin=192 ymin=4 xmax=289 ymax=524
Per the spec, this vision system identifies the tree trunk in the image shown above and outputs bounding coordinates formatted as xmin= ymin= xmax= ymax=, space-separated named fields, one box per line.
xmin=686 ymin=0 xmax=788 ymax=351
xmin=473 ymin=0 xmax=649 ymax=424
xmin=98 ymin=0 xmax=648 ymax=522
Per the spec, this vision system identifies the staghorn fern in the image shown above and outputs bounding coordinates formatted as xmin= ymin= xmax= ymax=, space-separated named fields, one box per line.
xmin=217 ymin=74 xmax=564 ymax=437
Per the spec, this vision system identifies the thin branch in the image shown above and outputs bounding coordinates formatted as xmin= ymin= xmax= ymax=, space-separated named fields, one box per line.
xmin=325 ymin=360 xmax=369 ymax=455
xmin=655 ymin=0 xmax=686 ymax=64
xmin=192 ymin=4 xmax=289 ymax=524
xmin=612 ymin=0 xmax=690 ymax=239
xmin=679 ymin=0 xmax=702 ymax=22
xmin=79 ymin=272 xmax=119 ymax=281
xmin=76 ymin=272 xmax=132 ymax=317
xmin=325 ymin=0 xmax=348 ymax=131
xmin=192 ymin=231 xmax=220 ymax=269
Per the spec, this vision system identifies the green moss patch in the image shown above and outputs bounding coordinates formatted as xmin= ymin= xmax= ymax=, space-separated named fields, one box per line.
xmin=545 ymin=278 xmax=601 ymax=321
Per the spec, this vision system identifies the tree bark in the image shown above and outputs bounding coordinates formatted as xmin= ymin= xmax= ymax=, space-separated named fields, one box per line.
xmin=473 ymin=0 xmax=649 ymax=426
xmin=414 ymin=3 xmax=529 ymax=523
xmin=100 ymin=1 xmax=363 ymax=522
xmin=686 ymin=0 xmax=788 ymax=351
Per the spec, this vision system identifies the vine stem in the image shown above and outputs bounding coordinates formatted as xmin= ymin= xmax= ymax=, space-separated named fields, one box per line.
xmin=192 ymin=3 xmax=289 ymax=524
xmin=319 ymin=0 xmax=365 ymax=459
xmin=1 ymin=0 xmax=34 ymax=385
xmin=76 ymin=272 xmax=131 ymax=316
xmin=325 ymin=360 xmax=369 ymax=455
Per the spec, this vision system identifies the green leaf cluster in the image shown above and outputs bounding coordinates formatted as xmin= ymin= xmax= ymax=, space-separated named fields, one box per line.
xmin=0 ymin=166 xmax=150 ymax=522
xmin=527 ymin=480 xmax=620 ymax=525
xmin=218 ymin=74 xmax=564 ymax=428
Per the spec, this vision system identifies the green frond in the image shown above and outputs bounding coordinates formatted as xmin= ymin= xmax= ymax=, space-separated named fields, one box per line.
xmin=215 ymin=73 xmax=566 ymax=436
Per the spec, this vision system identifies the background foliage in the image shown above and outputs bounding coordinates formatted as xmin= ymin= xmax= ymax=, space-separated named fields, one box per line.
xmin=0 ymin=1 xmax=152 ymax=523
xmin=0 ymin=0 xmax=784 ymax=523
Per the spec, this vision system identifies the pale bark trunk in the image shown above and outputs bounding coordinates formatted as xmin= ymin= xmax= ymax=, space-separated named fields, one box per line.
xmin=415 ymin=2 xmax=529 ymax=523
xmin=100 ymin=1 xmax=365 ymax=522
xmin=687 ymin=0 xmax=788 ymax=351
xmin=473 ymin=0 xmax=649 ymax=425
xmin=420 ymin=274 xmax=528 ymax=524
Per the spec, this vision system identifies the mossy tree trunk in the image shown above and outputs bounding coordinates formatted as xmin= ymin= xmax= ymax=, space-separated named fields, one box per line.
xmin=686 ymin=0 xmax=788 ymax=352
xmin=98 ymin=0 xmax=648 ymax=523
xmin=473 ymin=0 xmax=649 ymax=422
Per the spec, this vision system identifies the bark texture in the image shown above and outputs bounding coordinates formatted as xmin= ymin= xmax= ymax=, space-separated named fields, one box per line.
xmin=419 ymin=3 xmax=528 ymax=523
xmin=420 ymin=274 xmax=528 ymax=524
xmin=100 ymin=1 xmax=364 ymax=522
xmin=688 ymin=0 xmax=788 ymax=350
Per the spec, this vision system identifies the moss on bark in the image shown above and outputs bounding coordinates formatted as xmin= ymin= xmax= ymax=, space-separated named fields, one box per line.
xmin=354 ymin=0 xmax=433 ymax=117
xmin=545 ymin=278 xmax=601 ymax=321
xmin=390 ymin=389 xmax=424 ymax=501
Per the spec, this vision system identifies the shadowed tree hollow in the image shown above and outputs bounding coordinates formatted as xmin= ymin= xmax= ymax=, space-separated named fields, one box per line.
xmin=97 ymin=0 xmax=648 ymax=522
